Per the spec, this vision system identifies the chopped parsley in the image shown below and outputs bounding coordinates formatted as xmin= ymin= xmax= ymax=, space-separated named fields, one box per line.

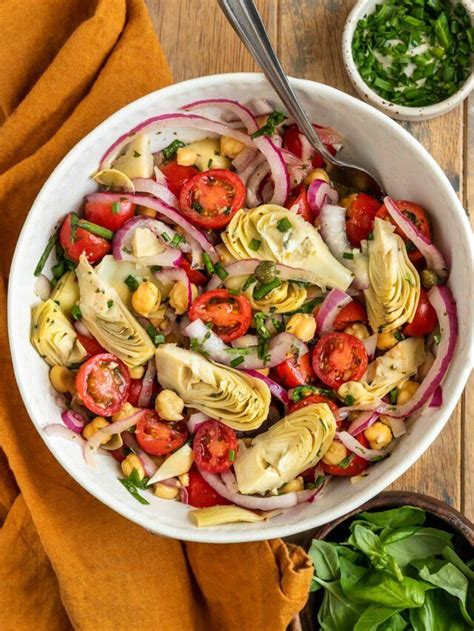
xmin=343 ymin=252 xmax=354 ymax=260
xmin=118 ymin=469 xmax=150 ymax=505
xmin=71 ymin=305 xmax=82 ymax=321
xmin=107 ymin=300 xmax=114 ymax=309
xmin=146 ymin=324 xmax=165 ymax=346
xmin=162 ymin=139 xmax=185 ymax=161
xmin=344 ymin=394 xmax=355 ymax=406
xmin=251 ymin=110 xmax=286 ymax=138
xmin=125 ymin=274 xmax=139 ymax=292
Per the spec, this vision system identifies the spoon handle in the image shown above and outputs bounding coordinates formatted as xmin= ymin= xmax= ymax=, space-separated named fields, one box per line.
xmin=218 ymin=0 xmax=333 ymax=162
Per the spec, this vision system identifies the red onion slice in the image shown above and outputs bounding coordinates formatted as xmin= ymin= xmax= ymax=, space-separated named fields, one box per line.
xmin=87 ymin=409 xmax=148 ymax=451
xmin=34 ymin=274 xmax=51 ymax=301
xmin=155 ymin=267 xmax=192 ymax=307
xmin=74 ymin=320 xmax=92 ymax=338
xmin=247 ymin=97 xmax=274 ymax=116
xmin=137 ymin=359 xmax=156 ymax=408
xmin=362 ymin=334 xmax=378 ymax=360
xmin=383 ymin=196 xmax=449 ymax=280
xmin=44 ymin=423 xmax=86 ymax=445
xmin=232 ymin=146 xmax=258 ymax=172
xmin=382 ymin=416 xmax=406 ymax=438
xmin=87 ymin=192 xmax=217 ymax=263
xmin=307 ymin=180 xmax=339 ymax=217
xmin=244 ymin=370 xmax=289 ymax=405
xmin=382 ymin=286 xmax=458 ymax=418
xmin=231 ymin=334 xmax=259 ymax=348
xmin=347 ymin=411 xmax=380 ymax=436
xmin=247 ymin=162 xmax=271 ymax=207
xmin=122 ymin=431 xmax=157 ymax=477
xmin=99 ymin=112 xmax=254 ymax=170
xmin=336 ymin=431 xmax=391 ymax=461
xmin=316 ymin=289 xmax=352 ymax=335
xmin=61 ymin=410 xmax=87 ymax=434
xmin=187 ymin=412 xmax=210 ymax=434
xmin=429 ymin=385 xmax=443 ymax=408
xmin=153 ymin=165 xmax=167 ymax=186
xmin=185 ymin=319 xmax=308 ymax=370
xmin=132 ymin=177 xmax=178 ymax=208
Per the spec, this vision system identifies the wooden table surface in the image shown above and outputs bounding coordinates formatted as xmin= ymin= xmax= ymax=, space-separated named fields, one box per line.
xmin=145 ymin=0 xmax=473 ymax=521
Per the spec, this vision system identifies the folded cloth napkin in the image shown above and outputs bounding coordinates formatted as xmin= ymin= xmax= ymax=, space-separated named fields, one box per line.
xmin=0 ymin=1 xmax=312 ymax=629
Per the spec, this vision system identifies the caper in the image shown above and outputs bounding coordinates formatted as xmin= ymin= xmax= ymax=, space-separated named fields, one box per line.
xmin=254 ymin=260 xmax=277 ymax=284
xmin=420 ymin=269 xmax=439 ymax=290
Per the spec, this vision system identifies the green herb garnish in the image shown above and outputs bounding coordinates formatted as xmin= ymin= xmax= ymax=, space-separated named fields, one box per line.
xmin=162 ymin=139 xmax=185 ymax=161
xmin=118 ymin=469 xmax=150 ymax=505
xmin=202 ymin=252 xmax=215 ymax=275
xmin=125 ymin=274 xmax=139 ymax=292
xmin=228 ymin=449 xmax=236 ymax=462
xmin=214 ymin=262 xmax=229 ymax=280
xmin=343 ymin=252 xmax=354 ymax=260
xmin=251 ymin=110 xmax=286 ymax=138
xmin=78 ymin=219 xmax=114 ymax=240
xmin=276 ymin=217 xmax=292 ymax=233
xmin=255 ymin=312 xmax=270 ymax=339
xmin=253 ymin=278 xmax=281 ymax=300
xmin=71 ymin=305 xmax=82 ymax=321
xmin=146 ymin=324 xmax=165 ymax=346
xmin=170 ymin=233 xmax=184 ymax=248
xmin=249 ymin=238 xmax=261 ymax=251
xmin=230 ymin=356 xmax=245 ymax=368
xmin=107 ymin=300 xmax=114 ymax=308
xmin=111 ymin=202 xmax=121 ymax=214
xmin=34 ymin=232 xmax=58 ymax=277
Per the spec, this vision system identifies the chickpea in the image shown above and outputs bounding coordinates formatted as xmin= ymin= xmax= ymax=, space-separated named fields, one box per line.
xmin=286 ymin=313 xmax=317 ymax=342
xmin=216 ymin=243 xmax=235 ymax=266
xmin=169 ymin=281 xmax=197 ymax=315
xmin=364 ymin=421 xmax=393 ymax=449
xmin=340 ymin=193 xmax=358 ymax=210
xmin=256 ymin=368 xmax=270 ymax=377
xmin=131 ymin=281 xmax=161 ymax=317
xmin=280 ymin=477 xmax=304 ymax=494
xmin=396 ymin=381 xmax=420 ymax=405
xmin=155 ymin=389 xmax=185 ymax=421
xmin=49 ymin=365 xmax=75 ymax=394
xmin=153 ymin=483 xmax=179 ymax=499
xmin=220 ymin=135 xmax=245 ymax=159
xmin=112 ymin=402 xmax=137 ymax=423
xmin=129 ymin=365 xmax=145 ymax=380
xmin=176 ymin=146 xmax=197 ymax=167
xmin=343 ymin=323 xmax=370 ymax=341
xmin=138 ymin=207 xmax=157 ymax=218
xmin=377 ymin=330 xmax=400 ymax=351
xmin=83 ymin=416 xmax=111 ymax=445
xmin=178 ymin=473 xmax=190 ymax=487
xmin=304 ymin=168 xmax=329 ymax=186
xmin=121 ymin=454 xmax=145 ymax=480
xmin=322 ymin=441 xmax=348 ymax=465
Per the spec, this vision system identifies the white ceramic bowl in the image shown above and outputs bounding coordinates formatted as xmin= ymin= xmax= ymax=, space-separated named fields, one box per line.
xmin=8 ymin=73 xmax=474 ymax=543
xmin=342 ymin=0 xmax=474 ymax=121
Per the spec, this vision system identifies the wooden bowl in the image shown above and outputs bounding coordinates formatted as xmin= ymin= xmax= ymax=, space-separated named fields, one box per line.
xmin=297 ymin=491 xmax=474 ymax=631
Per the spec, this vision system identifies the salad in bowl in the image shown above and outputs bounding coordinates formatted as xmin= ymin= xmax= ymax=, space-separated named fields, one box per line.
xmin=30 ymin=96 xmax=458 ymax=528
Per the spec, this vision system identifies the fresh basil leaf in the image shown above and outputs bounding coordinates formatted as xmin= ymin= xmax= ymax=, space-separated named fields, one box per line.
xmin=335 ymin=544 xmax=364 ymax=564
xmin=348 ymin=524 xmax=403 ymax=579
xmin=418 ymin=561 xmax=474 ymax=626
xmin=442 ymin=546 xmax=474 ymax=581
xmin=339 ymin=557 xmax=431 ymax=608
xmin=385 ymin=528 xmax=453 ymax=567
xmin=380 ymin=526 xmax=421 ymax=545
xmin=353 ymin=604 xmax=403 ymax=631
xmin=309 ymin=540 xmax=340 ymax=581
xmin=358 ymin=507 xmax=425 ymax=529
xmin=409 ymin=590 xmax=468 ymax=631
xmin=314 ymin=577 xmax=365 ymax=631
xmin=378 ymin=611 xmax=409 ymax=630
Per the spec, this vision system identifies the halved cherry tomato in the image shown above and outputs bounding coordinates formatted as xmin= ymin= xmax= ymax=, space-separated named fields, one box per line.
xmin=333 ymin=300 xmax=368 ymax=332
xmin=59 ymin=213 xmax=111 ymax=264
xmin=179 ymin=169 xmax=246 ymax=229
xmin=135 ymin=411 xmax=188 ymax=456
xmin=76 ymin=353 xmax=130 ymax=416
xmin=84 ymin=200 xmax=135 ymax=231
xmin=160 ymin=162 xmax=199 ymax=197
xmin=322 ymin=434 xmax=369 ymax=477
xmin=193 ymin=420 xmax=238 ymax=473
xmin=275 ymin=352 xmax=315 ymax=389
xmin=312 ymin=333 xmax=368 ymax=389
xmin=345 ymin=193 xmax=382 ymax=247
xmin=178 ymin=257 xmax=208 ymax=286
xmin=189 ymin=289 xmax=251 ymax=342
xmin=403 ymin=289 xmax=437 ymax=337
xmin=289 ymin=393 xmax=339 ymax=421
xmin=187 ymin=467 xmax=231 ymax=508
xmin=282 ymin=123 xmax=325 ymax=167
xmin=127 ymin=379 xmax=143 ymax=407
xmin=376 ymin=200 xmax=431 ymax=263
xmin=286 ymin=185 xmax=313 ymax=223
xmin=76 ymin=333 xmax=106 ymax=357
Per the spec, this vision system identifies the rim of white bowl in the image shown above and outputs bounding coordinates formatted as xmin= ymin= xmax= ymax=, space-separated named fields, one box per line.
xmin=7 ymin=73 xmax=474 ymax=542
xmin=342 ymin=0 xmax=474 ymax=122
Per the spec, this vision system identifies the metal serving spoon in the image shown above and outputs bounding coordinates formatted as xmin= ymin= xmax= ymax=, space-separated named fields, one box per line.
xmin=218 ymin=0 xmax=384 ymax=197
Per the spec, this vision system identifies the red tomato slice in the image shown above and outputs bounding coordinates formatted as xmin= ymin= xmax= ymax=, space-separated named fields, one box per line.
xmin=76 ymin=353 xmax=130 ymax=416
xmin=376 ymin=200 xmax=431 ymax=263
xmin=286 ymin=185 xmax=313 ymax=223
xmin=187 ymin=467 xmax=231 ymax=508
xmin=282 ymin=123 xmax=325 ymax=167
xmin=403 ymin=289 xmax=437 ymax=337
xmin=189 ymin=289 xmax=251 ymax=342
xmin=127 ymin=379 xmax=143 ymax=407
xmin=160 ymin=162 xmax=199 ymax=197
xmin=76 ymin=333 xmax=106 ymax=357
xmin=333 ymin=300 xmax=368 ymax=332
xmin=322 ymin=434 xmax=369 ymax=477
xmin=59 ymin=214 xmax=111 ymax=264
xmin=193 ymin=420 xmax=238 ymax=473
xmin=274 ymin=352 xmax=315 ymax=389
xmin=84 ymin=200 xmax=135 ymax=231
xmin=179 ymin=169 xmax=246 ymax=229
xmin=345 ymin=193 xmax=382 ymax=247
xmin=289 ymin=393 xmax=340 ymax=421
xmin=312 ymin=333 xmax=368 ymax=389
xmin=135 ymin=411 xmax=188 ymax=456
xmin=178 ymin=257 xmax=208 ymax=286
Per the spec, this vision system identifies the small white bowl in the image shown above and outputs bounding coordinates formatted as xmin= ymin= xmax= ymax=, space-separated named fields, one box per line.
xmin=342 ymin=0 xmax=474 ymax=121
xmin=8 ymin=73 xmax=474 ymax=542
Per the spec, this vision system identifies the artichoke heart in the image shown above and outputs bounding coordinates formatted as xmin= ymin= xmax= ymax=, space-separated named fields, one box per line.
xmin=234 ymin=403 xmax=336 ymax=495
xmin=111 ymin=133 xmax=153 ymax=179
xmin=338 ymin=337 xmax=426 ymax=406
xmin=76 ymin=254 xmax=155 ymax=367
xmin=155 ymin=344 xmax=270 ymax=431
xmin=31 ymin=299 xmax=87 ymax=367
xmin=221 ymin=205 xmax=353 ymax=290
xmin=365 ymin=218 xmax=420 ymax=333
xmin=225 ymin=275 xmax=307 ymax=313
xmin=50 ymin=271 xmax=79 ymax=316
